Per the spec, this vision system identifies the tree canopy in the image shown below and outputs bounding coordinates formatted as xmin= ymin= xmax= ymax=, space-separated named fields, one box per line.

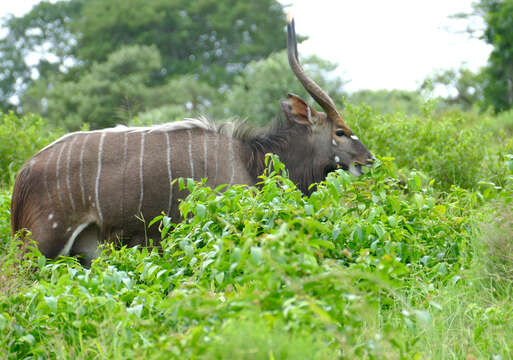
xmin=0 ymin=0 xmax=288 ymax=119
xmin=416 ymin=1 xmax=513 ymax=114
xmin=419 ymin=67 xmax=483 ymax=112
xmin=459 ymin=0 xmax=513 ymax=113
xmin=0 ymin=0 xmax=82 ymax=111
xmin=479 ymin=0 xmax=513 ymax=112
xmin=74 ymin=0 xmax=286 ymax=86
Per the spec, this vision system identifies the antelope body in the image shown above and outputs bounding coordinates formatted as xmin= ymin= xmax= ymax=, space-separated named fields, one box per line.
xmin=11 ymin=17 xmax=374 ymax=264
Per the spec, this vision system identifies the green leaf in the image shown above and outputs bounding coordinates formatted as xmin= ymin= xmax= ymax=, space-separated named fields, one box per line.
xmin=195 ymin=204 xmax=207 ymax=219
xmin=250 ymin=247 xmax=263 ymax=266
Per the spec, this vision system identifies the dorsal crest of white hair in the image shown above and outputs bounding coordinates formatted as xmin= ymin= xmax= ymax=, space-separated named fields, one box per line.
xmin=145 ymin=116 xmax=214 ymax=133
xmin=38 ymin=117 xmax=216 ymax=153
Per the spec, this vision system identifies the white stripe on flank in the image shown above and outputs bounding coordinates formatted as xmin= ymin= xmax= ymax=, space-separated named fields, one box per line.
xmin=95 ymin=133 xmax=106 ymax=224
xmin=165 ymin=132 xmax=173 ymax=215
xmin=228 ymin=137 xmax=235 ymax=185
xmin=59 ymin=221 xmax=92 ymax=256
xmin=188 ymin=129 xmax=195 ymax=179
xmin=44 ymin=147 xmax=56 ymax=207
xmin=66 ymin=135 xmax=78 ymax=213
xmin=55 ymin=143 xmax=67 ymax=207
xmin=214 ymin=134 xmax=219 ymax=184
xmin=79 ymin=134 xmax=90 ymax=206
xmin=138 ymin=132 xmax=146 ymax=214
xmin=122 ymin=132 xmax=128 ymax=221
xmin=203 ymin=131 xmax=208 ymax=178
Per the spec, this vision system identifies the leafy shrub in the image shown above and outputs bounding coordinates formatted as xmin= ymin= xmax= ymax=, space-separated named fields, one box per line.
xmin=346 ymin=104 xmax=512 ymax=189
xmin=0 ymin=112 xmax=62 ymax=186
xmin=0 ymin=189 xmax=11 ymax=252
xmin=0 ymin=156 xmax=483 ymax=358
xmin=478 ymin=204 xmax=513 ymax=287
xmin=487 ymin=108 xmax=513 ymax=135
xmin=199 ymin=316 xmax=340 ymax=360
xmin=168 ymin=156 xmax=477 ymax=286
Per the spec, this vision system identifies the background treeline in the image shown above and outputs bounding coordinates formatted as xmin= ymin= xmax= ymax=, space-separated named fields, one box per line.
xmin=1 ymin=0 xmax=513 ymax=132
xmin=0 ymin=0 xmax=335 ymax=129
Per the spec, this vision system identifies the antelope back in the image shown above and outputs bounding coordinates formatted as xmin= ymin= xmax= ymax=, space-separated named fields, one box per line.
xmin=11 ymin=16 xmax=376 ymax=265
xmin=11 ymin=121 xmax=252 ymax=262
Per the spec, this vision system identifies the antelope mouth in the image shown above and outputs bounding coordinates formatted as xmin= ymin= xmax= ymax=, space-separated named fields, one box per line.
xmin=326 ymin=161 xmax=363 ymax=177
xmin=349 ymin=163 xmax=363 ymax=176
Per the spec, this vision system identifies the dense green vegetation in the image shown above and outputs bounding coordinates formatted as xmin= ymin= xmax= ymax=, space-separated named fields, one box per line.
xmin=2 ymin=0 xmax=513 ymax=358
xmin=1 ymin=105 xmax=513 ymax=359
xmin=0 ymin=112 xmax=62 ymax=186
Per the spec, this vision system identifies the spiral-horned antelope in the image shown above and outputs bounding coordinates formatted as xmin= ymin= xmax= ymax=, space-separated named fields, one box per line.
xmin=11 ymin=16 xmax=375 ymax=265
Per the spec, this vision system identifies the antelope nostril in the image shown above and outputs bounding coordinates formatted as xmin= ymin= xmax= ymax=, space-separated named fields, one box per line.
xmin=366 ymin=156 xmax=376 ymax=164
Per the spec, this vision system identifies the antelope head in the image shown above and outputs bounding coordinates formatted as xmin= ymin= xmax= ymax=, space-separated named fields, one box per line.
xmin=284 ymin=15 xmax=375 ymax=176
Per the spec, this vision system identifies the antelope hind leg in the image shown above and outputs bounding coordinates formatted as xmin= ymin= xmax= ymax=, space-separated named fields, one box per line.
xmin=69 ymin=222 xmax=101 ymax=267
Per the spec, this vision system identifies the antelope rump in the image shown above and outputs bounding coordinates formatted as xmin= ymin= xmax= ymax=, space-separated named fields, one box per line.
xmin=11 ymin=17 xmax=375 ymax=265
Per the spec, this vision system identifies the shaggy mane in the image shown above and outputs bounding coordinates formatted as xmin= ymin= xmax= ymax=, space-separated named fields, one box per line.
xmin=227 ymin=116 xmax=320 ymax=194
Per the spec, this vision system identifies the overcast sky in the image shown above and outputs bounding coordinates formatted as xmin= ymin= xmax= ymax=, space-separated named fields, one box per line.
xmin=0 ymin=0 xmax=492 ymax=92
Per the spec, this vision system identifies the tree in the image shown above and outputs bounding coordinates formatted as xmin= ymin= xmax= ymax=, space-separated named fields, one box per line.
xmin=134 ymin=75 xmax=224 ymax=126
xmin=75 ymin=0 xmax=287 ymax=86
xmin=22 ymin=45 xmax=224 ymax=130
xmin=419 ymin=67 xmax=483 ymax=111
xmin=223 ymin=51 xmax=345 ymax=125
xmin=347 ymin=89 xmax=425 ymax=115
xmin=462 ymin=0 xmax=513 ymax=112
xmin=0 ymin=0 xmax=288 ymax=110
xmin=481 ymin=0 xmax=513 ymax=112
xmin=24 ymin=45 xmax=165 ymax=129
xmin=0 ymin=0 xmax=83 ymax=111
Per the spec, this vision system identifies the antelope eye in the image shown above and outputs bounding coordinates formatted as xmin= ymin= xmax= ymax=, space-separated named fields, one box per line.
xmin=335 ymin=129 xmax=345 ymax=137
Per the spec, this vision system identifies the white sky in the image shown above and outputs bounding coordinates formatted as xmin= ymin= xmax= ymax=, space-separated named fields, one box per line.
xmin=1 ymin=0 xmax=492 ymax=92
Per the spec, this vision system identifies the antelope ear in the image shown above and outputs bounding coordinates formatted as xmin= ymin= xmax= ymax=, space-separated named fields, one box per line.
xmin=280 ymin=93 xmax=320 ymax=126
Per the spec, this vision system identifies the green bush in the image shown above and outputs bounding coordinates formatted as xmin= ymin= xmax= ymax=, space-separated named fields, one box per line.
xmin=488 ymin=108 xmax=513 ymax=135
xmin=346 ymin=104 xmax=512 ymax=189
xmin=0 ymin=112 xmax=62 ymax=186
xmin=0 ymin=189 xmax=11 ymax=252
xmin=0 ymin=156 xmax=487 ymax=358
xmin=1 ymin=110 xmax=513 ymax=358
xmin=132 ymin=105 xmax=192 ymax=126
